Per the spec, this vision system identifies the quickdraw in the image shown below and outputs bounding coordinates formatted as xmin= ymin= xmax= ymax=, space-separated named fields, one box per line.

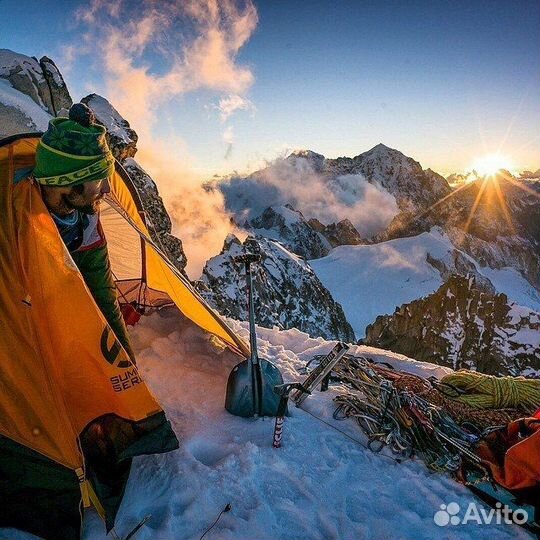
xmin=330 ymin=355 xmax=489 ymax=473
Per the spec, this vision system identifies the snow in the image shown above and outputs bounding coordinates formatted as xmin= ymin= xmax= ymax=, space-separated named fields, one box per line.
xmin=481 ymin=265 xmax=540 ymax=312
xmin=40 ymin=57 xmax=64 ymax=87
xmin=272 ymin=205 xmax=303 ymax=227
xmin=0 ymin=311 xmax=530 ymax=540
xmin=311 ymin=227 xmax=540 ymax=338
xmin=0 ymin=78 xmax=51 ymax=131
xmin=85 ymin=94 xmax=135 ymax=144
xmin=0 ymin=49 xmax=45 ymax=82
xmin=311 ymin=229 xmax=454 ymax=337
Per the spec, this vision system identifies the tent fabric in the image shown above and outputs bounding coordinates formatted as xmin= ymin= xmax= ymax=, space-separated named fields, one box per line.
xmin=1 ymin=135 xmax=180 ymax=537
xmin=103 ymin=168 xmax=249 ymax=357
xmin=0 ymin=133 xmax=248 ymax=537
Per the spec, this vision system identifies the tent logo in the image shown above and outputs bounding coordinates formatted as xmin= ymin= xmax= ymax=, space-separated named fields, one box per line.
xmin=100 ymin=326 xmax=132 ymax=369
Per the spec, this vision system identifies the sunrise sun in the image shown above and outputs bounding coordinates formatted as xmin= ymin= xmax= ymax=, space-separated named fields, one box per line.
xmin=471 ymin=154 xmax=514 ymax=178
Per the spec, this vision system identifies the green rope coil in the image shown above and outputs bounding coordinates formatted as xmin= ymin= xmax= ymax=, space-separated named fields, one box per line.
xmin=441 ymin=370 xmax=540 ymax=411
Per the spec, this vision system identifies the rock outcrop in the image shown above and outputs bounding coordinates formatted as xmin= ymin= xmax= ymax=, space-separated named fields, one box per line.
xmin=0 ymin=49 xmax=74 ymax=137
xmin=308 ymin=218 xmax=364 ymax=247
xmin=81 ymin=94 xmax=137 ymax=162
xmin=82 ymin=95 xmax=187 ymax=274
xmin=364 ymin=274 xmax=540 ymax=377
xmin=249 ymin=205 xmax=331 ymax=259
xmin=199 ymin=234 xmax=356 ymax=342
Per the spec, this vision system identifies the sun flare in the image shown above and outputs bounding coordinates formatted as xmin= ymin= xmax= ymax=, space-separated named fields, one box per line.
xmin=471 ymin=154 xmax=513 ymax=178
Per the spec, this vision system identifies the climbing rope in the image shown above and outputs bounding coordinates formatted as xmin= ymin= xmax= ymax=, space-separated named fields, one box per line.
xmin=440 ymin=370 xmax=540 ymax=411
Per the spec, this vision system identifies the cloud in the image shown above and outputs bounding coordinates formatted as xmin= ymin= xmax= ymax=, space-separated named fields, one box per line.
xmin=213 ymin=155 xmax=400 ymax=237
xmin=223 ymin=125 xmax=235 ymax=160
xmin=216 ymin=94 xmax=256 ymax=122
xmin=67 ymin=0 xmax=258 ymax=277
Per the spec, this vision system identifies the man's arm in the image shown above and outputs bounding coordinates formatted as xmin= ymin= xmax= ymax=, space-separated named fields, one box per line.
xmin=72 ymin=244 xmax=136 ymax=363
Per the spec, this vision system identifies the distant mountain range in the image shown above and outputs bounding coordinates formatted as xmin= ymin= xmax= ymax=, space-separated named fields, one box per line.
xmin=2 ymin=47 xmax=540 ymax=376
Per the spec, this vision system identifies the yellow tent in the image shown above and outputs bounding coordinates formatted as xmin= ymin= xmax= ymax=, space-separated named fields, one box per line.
xmin=0 ymin=133 xmax=248 ymax=539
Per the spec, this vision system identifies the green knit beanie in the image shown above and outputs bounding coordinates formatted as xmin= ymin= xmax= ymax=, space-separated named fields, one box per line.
xmin=33 ymin=105 xmax=115 ymax=187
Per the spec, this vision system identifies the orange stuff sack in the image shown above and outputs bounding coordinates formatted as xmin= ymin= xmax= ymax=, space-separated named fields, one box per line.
xmin=475 ymin=418 xmax=540 ymax=491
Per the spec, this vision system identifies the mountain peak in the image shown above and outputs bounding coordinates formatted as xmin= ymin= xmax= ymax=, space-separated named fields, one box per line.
xmin=371 ymin=143 xmax=392 ymax=151
xmin=361 ymin=143 xmax=404 ymax=159
xmin=288 ymin=149 xmax=325 ymax=161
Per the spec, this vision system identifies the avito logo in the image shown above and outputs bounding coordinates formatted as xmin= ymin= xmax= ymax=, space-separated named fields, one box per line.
xmin=434 ymin=501 xmax=528 ymax=527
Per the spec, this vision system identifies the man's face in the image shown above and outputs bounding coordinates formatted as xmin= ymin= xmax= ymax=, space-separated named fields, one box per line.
xmin=64 ymin=177 xmax=111 ymax=215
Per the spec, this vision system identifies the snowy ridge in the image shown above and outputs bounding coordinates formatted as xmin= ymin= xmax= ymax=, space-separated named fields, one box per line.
xmin=83 ymin=94 xmax=136 ymax=146
xmin=311 ymin=227 xmax=540 ymax=339
xmin=249 ymin=204 xmax=331 ymax=260
xmin=365 ymin=274 xmax=540 ymax=376
xmin=0 ymin=49 xmax=45 ymax=85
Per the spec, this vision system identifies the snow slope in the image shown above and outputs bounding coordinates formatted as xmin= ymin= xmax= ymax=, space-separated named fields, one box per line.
xmin=2 ymin=310 xmax=526 ymax=540
xmin=311 ymin=228 xmax=540 ymax=338
xmin=0 ymin=78 xmax=51 ymax=131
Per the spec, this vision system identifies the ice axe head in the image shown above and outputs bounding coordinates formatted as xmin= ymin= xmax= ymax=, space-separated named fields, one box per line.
xmin=232 ymin=252 xmax=261 ymax=266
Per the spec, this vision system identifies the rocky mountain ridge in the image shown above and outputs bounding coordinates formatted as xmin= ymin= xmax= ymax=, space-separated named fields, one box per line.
xmin=0 ymin=49 xmax=70 ymax=136
xmin=287 ymin=143 xmax=451 ymax=215
xmin=364 ymin=274 xmax=540 ymax=377
xmin=198 ymin=234 xmax=355 ymax=342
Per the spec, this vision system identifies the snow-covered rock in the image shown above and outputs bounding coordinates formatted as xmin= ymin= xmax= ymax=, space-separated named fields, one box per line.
xmin=39 ymin=56 xmax=72 ymax=114
xmin=249 ymin=204 xmax=331 ymax=259
xmin=82 ymin=93 xmax=138 ymax=161
xmin=0 ymin=49 xmax=72 ymax=135
xmin=0 ymin=49 xmax=73 ymax=137
xmin=308 ymin=217 xmax=365 ymax=247
xmin=199 ymin=234 xmax=355 ymax=342
xmin=325 ymin=143 xmax=451 ymax=214
xmin=311 ymin=227 xmax=540 ymax=339
xmin=0 ymin=78 xmax=51 ymax=136
xmin=364 ymin=274 xmax=540 ymax=377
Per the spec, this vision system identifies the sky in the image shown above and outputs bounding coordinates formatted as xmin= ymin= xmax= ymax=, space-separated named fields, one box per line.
xmin=1 ymin=0 xmax=539 ymax=179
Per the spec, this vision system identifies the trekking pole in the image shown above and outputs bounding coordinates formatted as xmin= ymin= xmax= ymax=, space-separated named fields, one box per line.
xmin=272 ymin=383 xmax=310 ymax=448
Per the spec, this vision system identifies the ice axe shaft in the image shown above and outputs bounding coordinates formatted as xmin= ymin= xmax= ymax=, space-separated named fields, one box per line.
xmin=272 ymin=383 xmax=310 ymax=448
xmin=245 ymin=255 xmax=262 ymax=415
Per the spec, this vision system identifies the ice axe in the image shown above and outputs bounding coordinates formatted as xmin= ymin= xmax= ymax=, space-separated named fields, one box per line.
xmin=272 ymin=382 xmax=310 ymax=448
xmin=225 ymin=251 xmax=283 ymax=417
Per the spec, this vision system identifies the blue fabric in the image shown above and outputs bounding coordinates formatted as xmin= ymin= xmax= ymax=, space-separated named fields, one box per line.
xmin=13 ymin=167 xmax=33 ymax=184
xmin=51 ymin=211 xmax=88 ymax=252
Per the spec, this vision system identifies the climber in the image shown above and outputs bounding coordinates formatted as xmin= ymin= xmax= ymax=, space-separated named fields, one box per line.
xmin=28 ymin=102 xmax=135 ymax=361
